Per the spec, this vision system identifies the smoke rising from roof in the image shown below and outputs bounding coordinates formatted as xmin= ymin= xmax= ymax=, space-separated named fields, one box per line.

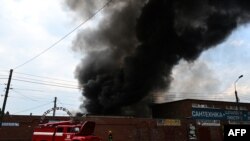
xmin=66 ymin=0 xmax=250 ymax=116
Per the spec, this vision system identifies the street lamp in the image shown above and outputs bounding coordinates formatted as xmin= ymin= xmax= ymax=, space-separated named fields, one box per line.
xmin=234 ymin=75 xmax=243 ymax=106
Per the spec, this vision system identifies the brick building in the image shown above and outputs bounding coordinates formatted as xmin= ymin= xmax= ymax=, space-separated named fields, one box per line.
xmin=0 ymin=114 xmax=183 ymax=141
xmin=153 ymin=99 xmax=250 ymax=141
xmin=1 ymin=99 xmax=250 ymax=141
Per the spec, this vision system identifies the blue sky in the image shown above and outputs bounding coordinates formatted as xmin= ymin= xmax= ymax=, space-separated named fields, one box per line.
xmin=1 ymin=0 xmax=250 ymax=116
xmin=164 ymin=23 xmax=250 ymax=103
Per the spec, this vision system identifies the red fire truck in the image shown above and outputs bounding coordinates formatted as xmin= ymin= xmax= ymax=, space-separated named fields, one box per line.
xmin=32 ymin=120 xmax=101 ymax=141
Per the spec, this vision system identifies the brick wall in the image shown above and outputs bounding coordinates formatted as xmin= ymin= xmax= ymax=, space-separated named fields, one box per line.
xmin=0 ymin=115 xmax=187 ymax=141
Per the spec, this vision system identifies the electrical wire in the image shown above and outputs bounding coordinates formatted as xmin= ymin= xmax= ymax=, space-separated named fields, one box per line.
xmin=12 ymin=101 xmax=53 ymax=114
xmin=13 ymin=71 xmax=78 ymax=84
xmin=12 ymin=88 xmax=45 ymax=92
xmin=12 ymin=72 xmax=81 ymax=90
xmin=57 ymin=98 xmax=79 ymax=108
xmin=12 ymin=78 xmax=80 ymax=89
xmin=13 ymin=0 xmax=114 ymax=70
xmin=57 ymin=98 xmax=66 ymax=108
xmin=10 ymin=87 xmax=80 ymax=100
xmin=9 ymin=89 xmax=67 ymax=102
xmin=10 ymin=89 xmax=39 ymax=102
xmin=12 ymin=76 xmax=78 ymax=87
xmin=8 ymin=95 xmax=53 ymax=103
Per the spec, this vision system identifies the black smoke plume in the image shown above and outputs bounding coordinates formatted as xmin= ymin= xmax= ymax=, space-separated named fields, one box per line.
xmin=66 ymin=0 xmax=250 ymax=117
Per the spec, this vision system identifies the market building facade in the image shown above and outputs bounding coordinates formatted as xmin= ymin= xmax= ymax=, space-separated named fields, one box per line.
xmin=1 ymin=99 xmax=250 ymax=141
xmin=153 ymin=99 xmax=250 ymax=141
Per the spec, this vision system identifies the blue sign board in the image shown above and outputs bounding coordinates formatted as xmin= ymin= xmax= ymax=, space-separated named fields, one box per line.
xmin=192 ymin=108 xmax=250 ymax=121
xmin=0 ymin=122 xmax=19 ymax=127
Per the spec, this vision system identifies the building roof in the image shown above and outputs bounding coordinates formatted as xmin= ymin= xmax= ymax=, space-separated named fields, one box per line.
xmin=154 ymin=98 xmax=250 ymax=105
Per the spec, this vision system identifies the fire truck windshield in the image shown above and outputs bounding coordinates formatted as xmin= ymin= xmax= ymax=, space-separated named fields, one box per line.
xmin=67 ymin=127 xmax=80 ymax=133
xmin=74 ymin=127 xmax=80 ymax=133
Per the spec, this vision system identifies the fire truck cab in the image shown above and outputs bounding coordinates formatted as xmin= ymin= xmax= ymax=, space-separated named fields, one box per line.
xmin=32 ymin=120 xmax=101 ymax=141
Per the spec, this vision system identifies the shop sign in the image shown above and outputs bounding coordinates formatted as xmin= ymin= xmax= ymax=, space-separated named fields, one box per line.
xmin=192 ymin=107 xmax=250 ymax=121
xmin=157 ymin=119 xmax=181 ymax=126
xmin=1 ymin=122 xmax=19 ymax=127
xmin=196 ymin=120 xmax=220 ymax=126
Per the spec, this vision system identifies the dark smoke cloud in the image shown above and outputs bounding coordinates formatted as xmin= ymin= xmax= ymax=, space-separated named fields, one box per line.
xmin=66 ymin=0 xmax=250 ymax=117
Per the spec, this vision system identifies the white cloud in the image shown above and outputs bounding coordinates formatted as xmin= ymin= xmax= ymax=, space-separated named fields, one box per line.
xmin=0 ymin=0 xmax=82 ymax=115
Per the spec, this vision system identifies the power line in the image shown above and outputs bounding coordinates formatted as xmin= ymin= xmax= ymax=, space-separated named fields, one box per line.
xmin=12 ymin=101 xmax=53 ymax=114
xmin=12 ymin=78 xmax=80 ymax=89
xmin=12 ymin=76 xmax=78 ymax=87
xmin=8 ymin=95 xmax=52 ymax=102
xmin=9 ymin=89 xmax=69 ymax=102
xmin=10 ymin=90 xmax=39 ymax=102
xmin=57 ymin=98 xmax=79 ymax=107
xmin=10 ymin=87 xmax=80 ymax=100
xmin=57 ymin=99 xmax=80 ymax=110
xmin=57 ymin=98 xmax=66 ymax=108
xmin=13 ymin=0 xmax=114 ymax=69
xmin=13 ymin=71 xmax=78 ymax=84
xmin=12 ymin=88 xmax=45 ymax=92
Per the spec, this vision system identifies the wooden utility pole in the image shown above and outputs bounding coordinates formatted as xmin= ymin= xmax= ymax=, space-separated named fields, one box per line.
xmin=0 ymin=69 xmax=13 ymax=127
xmin=53 ymin=97 xmax=57 ymax=117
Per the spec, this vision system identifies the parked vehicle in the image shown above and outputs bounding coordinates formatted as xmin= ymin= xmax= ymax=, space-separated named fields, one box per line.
xmin=32 ymin=120 xmax=101 ymax=141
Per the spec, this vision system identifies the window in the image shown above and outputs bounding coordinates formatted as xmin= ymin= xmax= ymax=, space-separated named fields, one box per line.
xmin=57 ymin=127 xmax=63 ymax=132
xmin=67 ymin=127 xmax=80 ymax=133
xmin=74 ymin=127 xmax=80 ymax=133
xmin=67 ymin=127 xmax=72 ymax=133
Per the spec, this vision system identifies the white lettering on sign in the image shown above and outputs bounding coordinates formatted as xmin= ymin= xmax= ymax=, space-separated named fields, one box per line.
xmin=228 ymin=129 xmax=247 ymax=136
xmin=192 ymin=111 xmax=223 ymax=118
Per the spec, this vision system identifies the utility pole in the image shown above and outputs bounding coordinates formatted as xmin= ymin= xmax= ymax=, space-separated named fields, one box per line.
xmin=53 ymin=97 xmax=57 ymax=117
xmin=0 ymin=69 xmax=13 ymax=127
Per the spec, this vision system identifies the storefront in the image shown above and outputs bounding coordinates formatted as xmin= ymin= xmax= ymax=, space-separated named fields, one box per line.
xmin=153 ymin=99 xmax=250 ymax=141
